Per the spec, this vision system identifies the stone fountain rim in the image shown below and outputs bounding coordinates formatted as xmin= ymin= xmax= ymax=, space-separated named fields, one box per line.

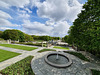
xmin=44 ymin=52 xmax=72 ymax=68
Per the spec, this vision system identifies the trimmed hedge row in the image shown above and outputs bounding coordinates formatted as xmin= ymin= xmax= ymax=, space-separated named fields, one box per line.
xmin=17 ymin=42 xmax=47 ymax=47
xmin=91 ymin=69 xmax=100 ymax=75
xmin=64 ymin=51 xmax=90 ymax=62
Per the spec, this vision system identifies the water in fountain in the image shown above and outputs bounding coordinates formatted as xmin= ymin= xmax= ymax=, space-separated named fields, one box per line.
xmin=56 ymin=51 xmax=59 ymax=60
xmin=48 ymin=54 xmax=69 ymax=64
xmin=45 ymin=52 xmax=72 ymax=68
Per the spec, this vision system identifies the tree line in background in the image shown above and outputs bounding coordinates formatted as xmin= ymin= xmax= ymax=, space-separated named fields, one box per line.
xmin=32 ymin=35 xmax=60 ymax=41
xmin=0 ymin=29 xmax=60 ymax=42
xmin=64 ymin=0 xmax=100 ymax=58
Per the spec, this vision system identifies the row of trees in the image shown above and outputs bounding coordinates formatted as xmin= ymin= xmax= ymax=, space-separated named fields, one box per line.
xmin=32 ymin=35 xmax=60 ymax=41
xmin=0 ymin=30 xmax=33 ymax=42
xmin=0 ymin=29 xmax=61 ymax=42
xmin=64 ymin=0 xmax=100 ymax=58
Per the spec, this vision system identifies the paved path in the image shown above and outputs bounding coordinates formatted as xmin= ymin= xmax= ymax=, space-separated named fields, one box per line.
xmin=0 ymin=45 xmax=73 ymax=70
xmin=31 ymin=52 xmax=92 ymax=75
xmin=0 ymin=44 xmax=100 ymax=75
xmin=31 ymin=52 xmax=100 ymax=75
xmin=0 ymin=45 xmax=44 ymax=70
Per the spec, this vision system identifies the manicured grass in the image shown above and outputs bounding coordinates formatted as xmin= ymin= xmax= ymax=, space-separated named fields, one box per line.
xmin=0 ymin=44 xmax=38 ymax=51
xmin=38 ymin=49 xmax=56 ymax=53
xmin=0 ymin=56 xmax=34 ymax=75
xmin=91 ymin=69 xmax=100 ymax=75
xmin=53 ymin=46 xmax=69 ymax=50
xmin=0 ymin=49 xmax=20 ymax=62
xmin=64 ymin=51 xmax=90 ymax=62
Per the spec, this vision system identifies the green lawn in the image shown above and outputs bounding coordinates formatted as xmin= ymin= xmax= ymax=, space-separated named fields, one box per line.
xmin=38 ymin=49 xmax=56 ymax=53
xmin=0 ymin=49 xmax=20 ymax=62
xmin=64 ymin=51 xmax=90 ymax=62
xmin=53 ymin=46 xmax=69 ymax=50
xmin=0 ymin=44 xmax=38 ymax=51
xmin=0 ymin=56 xmax=34 ymax=75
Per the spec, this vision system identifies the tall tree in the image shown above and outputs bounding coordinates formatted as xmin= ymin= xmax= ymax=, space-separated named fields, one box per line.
xmin=0 ymin=31 xmax=3 ymax=38
xmin=3 ymin=30 xmax=19 ymax=40
xmin=17 ymin=30 xmax=25 ymax=42
xmin=3 ymin=30 xmax=25 ymax=42
xmin=68 ymin=0 xmax=100 ymax=57
xmin=24 ymin=34 xmax=33 ymax=42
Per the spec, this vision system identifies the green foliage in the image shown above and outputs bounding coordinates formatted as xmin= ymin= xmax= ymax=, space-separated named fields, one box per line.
xmin=3 ymin=29 xmax=19 ymax=40
xmin=24 ymin=34 xmax=33 ymax=42
xmin=17 ymin=30 xmax=25 ymax=42
xmin=53 ymin=46 xmax=69 ymax=50
xmin=91 ymin=69 xmax=100 ymax=75
xmin=0 ymin=44 xmax=38 ymax=51
xmin=32 ymin=35 xmax=60 ymax=41
xmin=2 ymin=29 xmax=25 ymax=42
xmin=64 ymin=35 xmax=68 ymax=43
xmin=0 ymin=56 xmax=34 ymax=75
xmin=64 ymin=51 xmax=90 ymax=62
xmin=0 ymin=38 xmax=4 ymax=41
xmin=0 ymin=31 xmax=3 ymax=38
xmin=0 ymin=49 xmax=20 ymax=62
xmin=38 ymin=49 xmax=56 ymax=52
xmin=17 ymin=42 xmax=47 ymax=47
xmin=51 ymin=37 xmax=61 ymax=40
xmin=67 ymin=0 xmax=100 ymax=58
xmin=25 ymin=42 xmax=42 ymax=46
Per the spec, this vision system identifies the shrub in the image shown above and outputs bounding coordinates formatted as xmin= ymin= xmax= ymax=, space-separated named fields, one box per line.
xmin=64 ymin=51 xmax=90 ymax=62
xmin=0 ymin=56 xmax=34 ymax=75
xmin=91 ymin=69 xmax=100 ymax=75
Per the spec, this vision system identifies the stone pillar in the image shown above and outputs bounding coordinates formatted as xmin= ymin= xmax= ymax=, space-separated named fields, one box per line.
xmin=18 ymin=39 xmax=19 ymax=42
xmin=9 ymin=39 xmax=11 ymax=44
xmin=47 ymin=42 xmax=49 ymax=48
xmin=7 ymin=40 xmax=9 ymax=44
xmin=42 ymin=42 xmax=43 ymax=47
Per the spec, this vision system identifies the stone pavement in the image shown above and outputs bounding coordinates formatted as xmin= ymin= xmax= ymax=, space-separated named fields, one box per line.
xmin=0 ymin=44 xmax=72 ymax=70
xmin=31 ymin=52 xmax=93 ymax=75
xmin=0 ymin=44 xmax=100 ymax=75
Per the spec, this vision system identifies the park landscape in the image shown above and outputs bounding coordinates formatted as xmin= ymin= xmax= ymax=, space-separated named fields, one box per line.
xmin=0 ymin=0 xmax=100 ymax=75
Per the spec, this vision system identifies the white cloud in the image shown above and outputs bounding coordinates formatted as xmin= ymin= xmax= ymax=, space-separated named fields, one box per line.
xmin=18 ymin=13 xmax=30 ymax=19
xmin=51 ymin=21 xmax=70 ymax=37
xmin=30 ymin=0 xmax=40 ymax=8
xmin=0 ymin=0 xmax=10 ymax=9
xmin=24 ymin=8 xmax=32 ymax=13
xmin=0 ymin=10 xmax=19 ymax=27
xmin=0 ymin=0 xmax=83 ymax=37
xmin=0 ymin=10 xmax=12 ymax=19
xmin=0 ymin=0 xmax=30 ymax=8
xmin=0 ymin=18 xmax=18 ymax=27
xmin=0 ymin=27 xmax=12 ymax=31
xmin=36 ymin=0 xmax=82 ymax=22
xmin=45 ymin=20 xmax=55 ymax=26
xmin=22 ymin=20 xmax=53 ymax=35
xmin=22 ymin=20 xmax=70 ymax=37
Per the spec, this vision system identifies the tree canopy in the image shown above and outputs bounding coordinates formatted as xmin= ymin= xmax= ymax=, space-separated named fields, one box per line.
xmin=2 ymin=30 xmax=25 ymax=42
xmin=32 ymin=35 xmax=60 ymax=41
xmin=24 ymin=34 xmax=33 ymax=42
xmin=67 ymin=0 xmax=100 ymax=57
xmin=0 ymin=31 xmax=3 ymax=38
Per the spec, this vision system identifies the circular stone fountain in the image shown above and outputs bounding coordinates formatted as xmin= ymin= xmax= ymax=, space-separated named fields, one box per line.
xmin=45 ymin=52 xmax=72 ymax=68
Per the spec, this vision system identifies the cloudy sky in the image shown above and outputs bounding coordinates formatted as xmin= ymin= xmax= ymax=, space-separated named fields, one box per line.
xmin=0 ymin=0 xmax=87 ymax=37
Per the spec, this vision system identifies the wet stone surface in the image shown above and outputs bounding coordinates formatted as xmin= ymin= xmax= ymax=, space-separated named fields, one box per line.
xmin=31 ymin=52 xmax=93 ymax=75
